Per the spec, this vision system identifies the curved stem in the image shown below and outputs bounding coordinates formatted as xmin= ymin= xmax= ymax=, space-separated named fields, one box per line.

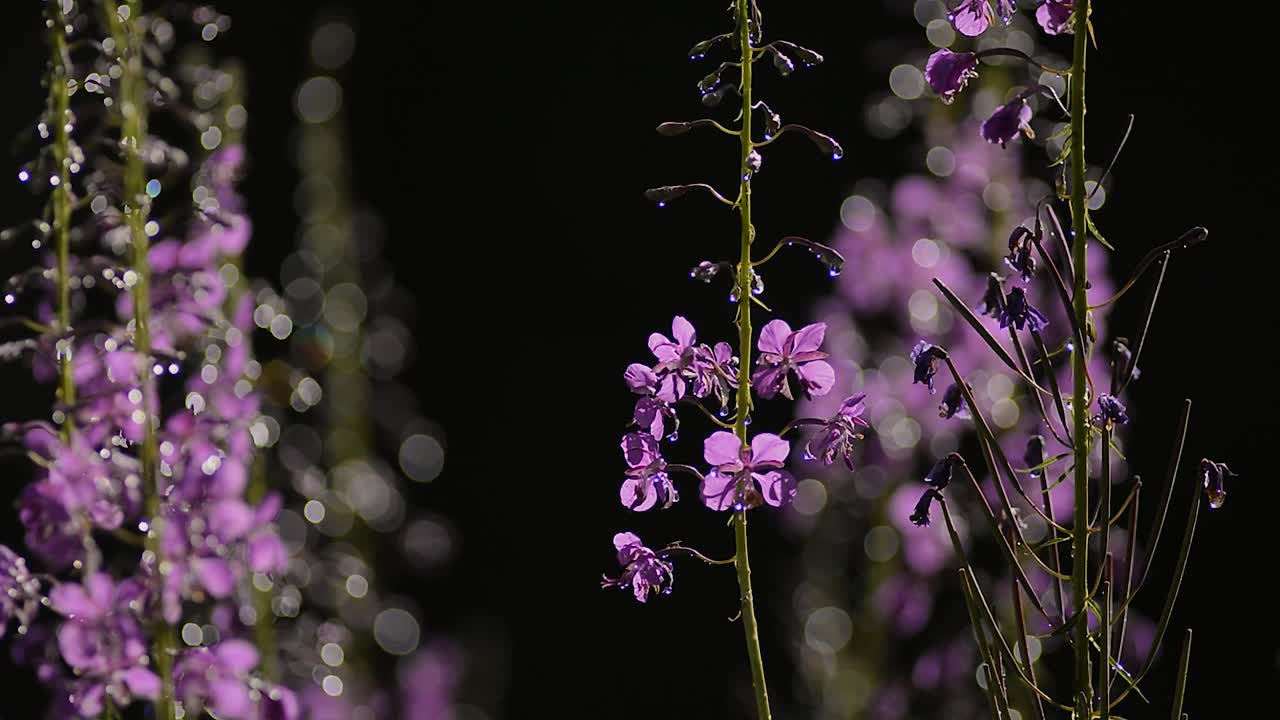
xmin=104 ymin=2 xmax=176 ymax=718
xmin=732 ymin=2 xmax=770 ymax=717
xmin=1069 ymin=0 xmax=1093 ymax=712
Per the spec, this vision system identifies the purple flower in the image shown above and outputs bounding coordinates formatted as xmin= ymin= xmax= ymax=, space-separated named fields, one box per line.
xmin=981 ymin=97 xmax=1034 ymax=148
xmin=647 ymin=316 xmax=699 ymax=402
xmin=804 ymin=393 xmax=870 ymax=469
xmin=1005 ymin=225 xmax=1037 ymax=281
xmin=619 ymin=432 xmax=677 ymax=511
xmin=1036 ymin=0 xmax=1075 ymax=35
xmin=692 ymin=341 xmax=739 ymax=411
xmin=997 ymin=0 xmax=1018 ymax=23
xmin=49 ymin=574 xmax=160 ymax=716
xmin=911 ymin=341 xmax=947 ymax=393
xmin=998 ymin=287 xmax=1049 ymax=332
xmin=601 ymin=532 xmax=674 ymax=602
xmin=1093 ymin=394 xmax=1129 ymax=427
xmin=924 ymin=49 xmax=979 ymax=104
xmin=633 ymin=396 xmax=678 ymax=440
xmin=924 ymin=453 xmax=963 ymax=490
xmin=752 ymin=320 xmax=835 ymax=400
xmin=700 ymin=431 xmax=797 ymax=510
xmin=949 ymin=0 xmax=994 ymax=36
xmin=623 ymin=363 xmax=658 ymax=394
xmin=938 ymin=383 xmax=971 ymax=420
xmin=910 ymin=489 xmax=943 ymax=527
xmin=0 ymin=546 xmax=39 ymax=638
xmin=174 ymin=639 xmax=262 ymax=718
xmin=1200 ymin=459 xmax=1236 ymax=510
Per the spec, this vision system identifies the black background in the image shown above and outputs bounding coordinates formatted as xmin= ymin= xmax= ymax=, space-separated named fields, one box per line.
xmin=1 ymin=1 xmax=1271 ymax=717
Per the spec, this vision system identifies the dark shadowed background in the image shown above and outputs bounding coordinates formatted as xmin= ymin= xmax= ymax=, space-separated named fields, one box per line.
xmin=0 ymin=1 xmax=1270 ymax=717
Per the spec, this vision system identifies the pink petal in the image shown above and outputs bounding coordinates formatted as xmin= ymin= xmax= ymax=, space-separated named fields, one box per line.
xmin=671 ymin=316 xmax=696 ymax=348
xmin=647 ymin=333 xmax=679 ymax=362
xmin=214 ymin=639 xmax=260 ymax=674
xmin=120 ymin=667 xmax=162 ymax=700
xmin=700 ymin=470 xmax=737 ymax=511
xmin=757 ymin=319 xmax=792 ymax=355
xmin=193 ymin=557 xmax=235 ymax=597
xmin=789 ymin=322 xmax=827 ymax=354
xmin=703 ymin=431 xmax=744 ymax=468
xmin=620 ymin=477 xmax=657 ymax=512
xmin=613 ymin=532 xmax=641 ymax=551
xmin=750 ymin=433 xmax=791 ymax=467
xmin=756 ymin=470 xmax=797 ymax=507
xmin=799 ymin=360 xmax=836 ymax=398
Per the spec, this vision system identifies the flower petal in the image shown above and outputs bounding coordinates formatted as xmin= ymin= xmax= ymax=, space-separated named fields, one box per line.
xmin=703 ymin=431 xmax=744 ymax=469
xmin=620 ymin=477 xmax=658 ymax=512
xmin=750 ymin=433 xmax=791 ymax=467
xmin=797 ymin=360 xmax=836 ymax=399
xmin=700 ymin=470 xmax=738 ymax=511
xmin=671 ymin=316 xmax=696 ymax=348
xmin=757 ymin=319 xmax=792 ymax=356
xmin=756 ymin=470 xmax=798 ymax=507
xmin=789 ymin=322 xmax=827 ymax=354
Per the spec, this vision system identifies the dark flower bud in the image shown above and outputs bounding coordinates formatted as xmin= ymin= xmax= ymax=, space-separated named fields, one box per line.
xmin=977 ymin=273 xmax=1004 ymax=318
xmin=769 ymin=47 xmax=794 ymax=76
xmin=656 ymin=122 xmax=692 ymax=136
xmin=998 ymin=287 xmax=1048 ymax=332
xmin=1023 ymin=435 xmax=1045 ymax=478
xmin=644 ymin=185 xmax=690 ymax=207
xmin=938 ymin=383 xmax=971 ymax=420
xmin=910 ymin=488 xmax=942 ymax=527
xmin=1004 ymin=225 xmax=1037 ymax=282
xmin=1178 ymin=226 xmax=1209 ymax=247
xmin=924 ymin=453 xmax=962 ymax=490
xmin=1200 ymin=459 xmax=1236 ymax=510
xmin=700 ymin=84 xmax=737 ymax=107
xmin=688 ymin=34 xmax=729 ymax=60
xmin=764 ymin=110 xmax=782 ymax=140
xmin=1092 ymin=394 xmax=1129 ymax=427
xmin=746 ymin=149 xmax=762 ymax=173
xmin=910 ymin=341 xmax=947 ymax=393
xmin=1111 ymin=337 xmax=1140 ymax=386
xmin=690 ymin=260 xmax=730 ymax=283
xmin=775 ymin=41 xmax=824 ymax=67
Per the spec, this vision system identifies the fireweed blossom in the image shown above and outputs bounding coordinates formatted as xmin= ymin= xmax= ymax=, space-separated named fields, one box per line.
xmin=924 ymin=49 xmax=979 ymax=103
xmin=1036 ymin=0 xmax=1075 ymax=35
xmin=802 ymin=393 xmax=871 ymax=468
xmin=752 ymin=319 xmax=836 ymax=401
xmin=648 ymin=316 xmax=701 ymax=402
xmin=997 ymin=286 xmax=1049 ymax=331
xmin=601 ymin=532 xmax=674 ymax=602
xmin=0 ymin=546 xmax=40 ymax=638
xmin=620 ymin=432 xmax=677 ymax=511
xmin=981 ymin=96 xmax=1034 ymax=147
xmin=911 ymin=341 xmax=946 ymax=393
xmin=701 ymin=432 xmax=798 ymax=510
xmin=1004 ymin=225 xmax=1037 ymax=281
xmin=948 ymin=0 xmax=994 ymax=36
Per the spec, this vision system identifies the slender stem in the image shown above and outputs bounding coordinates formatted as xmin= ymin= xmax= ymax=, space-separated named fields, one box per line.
xmin=1069 ymin=0 xmax=1093 ymax=712
xmin=105 ymin=2 xmax=176 ymax=717
xmin=731 ymin=2 xmax=770 ymax=718
xmin=48 ymin=1 xmax=76 ymax=440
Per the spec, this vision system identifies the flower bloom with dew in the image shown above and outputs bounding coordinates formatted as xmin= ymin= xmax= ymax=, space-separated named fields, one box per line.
xmin=49 ymin=573 xmax=160 ymax=717
xmin=1036 ymin=0 xmax=1074 ymax=35
xmin=910 ymin=488 xmax=943 ymax=527
xmin=949 ymin=0 xmax=994 ymax=36
xmin=700 ymin=431 xmax=797 ymax=510
xmin=624 ymin=363 xmax=680 ymax=439
xmin=1200 ymin=459 xmax=1236 ymax=510
xmin=620 ymin=432 xmax=677 ymax=511
xmin=751 ymin=320 xmax=835 ymax=401
xmin=1005 ymin=225 xmax=1037 ymax=281
xmin=938 ymin=383 xmax=971 ymax=420
xmin=647 ymin=316 xmax=700 ymax=402
xmin=601 ymin=532 xmax=674 ymax=602
xmin=1093 ymin=394 xmax=1130 ymax=427
xmin=804 ymin=393 xmax=870 ymax=469
xmin=998 ymin=287 xmax=1049 ymax=332
xmin=911 ymin=341 xmax=947 ymax=394
xmin=924 ymin=49 xmax=979 ymax=104
xmin=0 ymin=546 xmax=40 ymax=638
xmin=981 ymin=97 xmax=1034 ymax=148
xmin=692 ymin=341 xmax=739 ymax=412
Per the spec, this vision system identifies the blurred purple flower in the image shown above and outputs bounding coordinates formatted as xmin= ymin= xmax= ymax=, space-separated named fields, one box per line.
xmin=0 ymin=546 xmax=39 ymax=638
xmin=752 ymin=320 xmax=835 ymax=401
xmin=174 ymin=639 xmax=264 ymax=719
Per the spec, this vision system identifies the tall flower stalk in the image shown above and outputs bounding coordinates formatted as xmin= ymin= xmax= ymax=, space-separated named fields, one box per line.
xmin=904 ymin=1 xmax=1231 ymax=717
xmin=604 ymin=2 xmax=854 ymax=718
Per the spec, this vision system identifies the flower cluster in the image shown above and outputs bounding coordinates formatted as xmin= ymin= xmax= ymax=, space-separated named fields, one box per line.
xmin=0 ymin=5 xmax=293 ymax=717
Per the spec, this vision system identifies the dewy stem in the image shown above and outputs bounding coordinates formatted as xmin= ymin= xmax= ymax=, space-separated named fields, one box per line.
xmin=105 ymin=2 xmax=177 ymax=718
xmin=1069 ymin=0 xmax=1093 ymax=714
xmin=732 ymin=1 xmax=771 ymax=719
xmin=48 ymin=1 xmax=76 ymax=440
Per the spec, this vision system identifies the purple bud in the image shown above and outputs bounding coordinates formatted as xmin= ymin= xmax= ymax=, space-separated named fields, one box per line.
xmin=924 ymin=49 xmax=979 ymax=104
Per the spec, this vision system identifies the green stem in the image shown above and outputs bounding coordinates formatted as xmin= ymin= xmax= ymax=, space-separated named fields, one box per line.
xmin=732 ymin=2 xmax=770 ymax=718
xmin=1069 ymin=0 xmax=1092 ymax=715
xmin=47 ymin=1 xmax=75 ymax=440
xmin=105 ymin=2 xmax=176 ymax=717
